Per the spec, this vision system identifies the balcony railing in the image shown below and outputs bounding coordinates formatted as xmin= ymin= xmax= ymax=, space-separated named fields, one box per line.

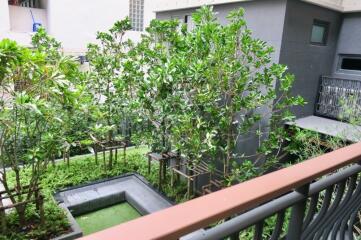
xmin=80 ymin=142 xmax=361 ymax=240
xmin=8 ymin=5 xmax=47 ymax=33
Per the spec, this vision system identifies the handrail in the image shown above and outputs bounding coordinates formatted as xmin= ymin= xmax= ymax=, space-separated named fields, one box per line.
xmin=80 ymin=142 xmax=361 ymax=240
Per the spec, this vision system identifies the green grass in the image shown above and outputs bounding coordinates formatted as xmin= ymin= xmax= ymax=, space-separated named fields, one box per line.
xmin=75 ymin=202 xmax=141 ymax=236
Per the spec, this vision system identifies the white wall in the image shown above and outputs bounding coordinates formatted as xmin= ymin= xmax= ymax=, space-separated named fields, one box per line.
xmin=9 ymin=5 xmax=47 ymax=32
xmin=0 ymin=2 xmax=34 ymax=46
xmin=0 ymin=31 xmax=33 ymax=46
xmin=47 ymin=0 xmax=156 ymax=54
xmin=343 ymin=0 xmax=361 ymax=12
xmin=155 ymin=0 xmax=250 ymax=12
xmin=155 ymin=0 xmax=361 ymax=13
xmin=0 ymin=0 xmax=10 ymax=31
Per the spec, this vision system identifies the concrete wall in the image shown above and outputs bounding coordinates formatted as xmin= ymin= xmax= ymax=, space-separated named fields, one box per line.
xmin=155 ymin=0 xmax=250 ymax=12
xmin=343 ymin=0 xmax=361 ymax=12
xmin=155 ymin=0 xmax=361 ymax=13
xmin=332 ymin=13 xmax=361 ymax=80
xmin=157 ymin=0 xmax=287 ymax=63
xmin=0 ymin=4 xmax=40 ymax=47
xmin=9 ymin=5 xmax=47 ymax=33
xmin=46 ymin=0 xmax=155 ymax=54
xmin=157 ymin=0 xmax=288 ymax=160
xmin=0 ymin=32 xmax=33 ymax=46
xmin=279 ymin=0 xmax=342 ymax=117
xmin=0 ymin=0 xmax=10 ymax=32
xmin=302 ymin=0 xmax=343 ymax=11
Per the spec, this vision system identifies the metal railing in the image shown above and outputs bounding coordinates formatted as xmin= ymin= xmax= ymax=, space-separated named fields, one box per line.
xmin=19 ymin=0 xmax=38 ymax=8
xmin=315 ymin=76 xmax=361 ymax=121
xmin=80 ymin=142 xmax=361 ymax=240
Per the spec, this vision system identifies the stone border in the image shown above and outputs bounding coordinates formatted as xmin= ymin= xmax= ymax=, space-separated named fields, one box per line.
xmin=52 ymin=203 xmax=83 ymax=240
xmin=52 ymin=173 xmax=173 ymax=240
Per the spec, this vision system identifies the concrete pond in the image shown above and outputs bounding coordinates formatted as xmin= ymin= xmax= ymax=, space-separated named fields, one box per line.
xmin=53 ymin=173 xmax=173 ymax=239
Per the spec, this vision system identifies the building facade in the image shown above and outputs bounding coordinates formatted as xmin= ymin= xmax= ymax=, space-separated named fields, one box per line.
xmin=155 ymin=0 xmax=361 ymax=118
xmin=0 ymin=0 xmax=157 ymax=55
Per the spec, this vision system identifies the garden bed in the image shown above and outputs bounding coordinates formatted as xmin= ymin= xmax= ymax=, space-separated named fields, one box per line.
xmin=0 ymin=147 xmax=188 ymax=240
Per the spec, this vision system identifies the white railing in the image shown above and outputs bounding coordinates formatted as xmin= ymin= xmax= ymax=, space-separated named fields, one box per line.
xmin=19 ymin=0 xmax=38 ymax=8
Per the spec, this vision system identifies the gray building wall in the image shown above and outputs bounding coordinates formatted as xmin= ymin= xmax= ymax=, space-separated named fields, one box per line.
xmin=279 ymin=0 xmax=342 ymax=117
xmin=156 ymin=0 xmax=288 ymax=159
xmin=155 ymin=0 xmax=346 ymax=166
xmin=157 ymin=0 xmax=344 ymax=117
xmin=333 ymin=13 xmax=361 ymax=80
xmin=156 ymin=0 xmax=287 ymax=63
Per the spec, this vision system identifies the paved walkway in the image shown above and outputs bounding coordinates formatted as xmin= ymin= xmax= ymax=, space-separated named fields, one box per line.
xmin=288 ymin=115 xmax=361 ymax=143
xmin=0 ymin=183 xmax=12 ymax=210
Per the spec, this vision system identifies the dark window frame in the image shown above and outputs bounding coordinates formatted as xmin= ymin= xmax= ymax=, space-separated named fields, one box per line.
xmin=184 ymin=15 xmax=195 ymax=32
xmin=337 ymin=54 xmax=361 ymax=74
xmin=310 ymin=19 xmax=330 ymax=46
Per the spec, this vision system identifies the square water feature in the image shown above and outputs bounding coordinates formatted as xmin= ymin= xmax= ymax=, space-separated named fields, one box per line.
xmin=53 ymin=173 xmax=173 ymax=240
xmin=75 ymin=202 xmax=141 ymax=235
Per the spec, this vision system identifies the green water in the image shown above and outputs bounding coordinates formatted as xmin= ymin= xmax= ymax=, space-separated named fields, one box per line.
xmin=75 ymin=202 xmax=141 ymax=235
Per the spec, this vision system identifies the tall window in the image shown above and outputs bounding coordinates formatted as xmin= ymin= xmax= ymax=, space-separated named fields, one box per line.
xmin=129 ymin=0 xmax=144 ymax=31
xmin=184 ymin=15 xmax=195 ymax=32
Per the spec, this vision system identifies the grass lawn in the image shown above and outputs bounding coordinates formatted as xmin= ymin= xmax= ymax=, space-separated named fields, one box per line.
xmin=75 ymin=202 xmax=141 ymax=236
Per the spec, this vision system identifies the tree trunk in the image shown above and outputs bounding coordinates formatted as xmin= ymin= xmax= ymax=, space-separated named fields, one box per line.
xmin=103 ymin=149 xmax=106 ymax=171
xmin=94 ymin=149 xmax=98 ymax=165
xmin=0 ymin=194 xmax=7 ymax=234
xmin=66 ymin=151 xmax=70 ymax=167
xmin=51 ymin=154 xmax=55 ymax=167
xmin=109 ymin=149 xmax=113 ymax=169
xmin=123 ymin=146 xmax=126 ymax=164
xmin=38 ymin=194 xmax=45 ymax=225
xmin=16 ymin=205 xmax=26 ymax=228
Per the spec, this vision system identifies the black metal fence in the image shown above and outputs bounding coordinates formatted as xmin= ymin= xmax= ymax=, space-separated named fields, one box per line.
xmin=316 ymin=76 xmax=361 ymax=121
xmin=188 ymin=164 xmax=361 ymax=240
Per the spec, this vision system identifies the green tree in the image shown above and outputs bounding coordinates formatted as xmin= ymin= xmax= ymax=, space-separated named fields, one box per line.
xmin=32 ymin=27 xmax=89 ymax=166
xmin=134 ymin=19 xmax=185 ymax=153
xmin=0 ymin=38 xmax=80 ymax=228
xmin=86 ymin=19 xmax=136 ymax=169
xmin=135 ymin=6 xmax=305 ymax=181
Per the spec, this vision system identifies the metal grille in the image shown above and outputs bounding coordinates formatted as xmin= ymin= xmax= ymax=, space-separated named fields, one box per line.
xmin=129 ymin=0 xmax=144 ymax=32
xmin=20 ymin=0 xmax=37 ymax=8
xmin=189 ymin=165 xmax=361 ymax=240
xmin=315 ymin=76 xmax=361 ymax=121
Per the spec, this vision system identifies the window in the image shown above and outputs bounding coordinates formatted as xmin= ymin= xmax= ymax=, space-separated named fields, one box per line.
xmin=129 ymin=0 xmax=144 ymax=32
xmin=310 ymin=20 xmax=329 ymax=45
xmin=171 ymin=16 xmax=183 ymax=32
xmin=184 ymin=15 xmax=195 ymax=32
xmin=338 ymin=55 xmax=361 ymax=72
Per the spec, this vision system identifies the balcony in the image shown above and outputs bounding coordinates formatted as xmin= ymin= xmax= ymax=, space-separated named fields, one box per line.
xmin=2 ymin=0 xmax=47 ymax=46
xmin=80 ymin=142 xmax=361 ymax=240
xmin=9 ymin=4 xmax=47 ymax=33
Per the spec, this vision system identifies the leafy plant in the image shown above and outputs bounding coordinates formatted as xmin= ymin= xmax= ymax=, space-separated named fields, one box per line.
xmin=86 ymin=19 xmax=138 ymax=169
xmin=132 ymin=18 xmax=185 ymax=153
xmin=133 ymin=6 xmax=305 ymax=181
xmin=0 ymin=29 xmax=83 ymax=233
xmin=0 ymin=147 xmax=187 ymax=239
xmin=0 ymin=41 xmax=60 ymax=229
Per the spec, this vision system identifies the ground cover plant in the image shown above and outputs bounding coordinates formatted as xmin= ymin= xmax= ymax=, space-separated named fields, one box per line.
xmin=86 ymin=19 xmax=139 ymax=170
xmin=131 ymin=6 xmax=305 ymax=186
xmin=0 ymin=146 xmax=187 ymax=240
xmin=0 ymin=35 xmax=84 ymax=234
xmin=0 ymin=5 xmax=312 ymax=240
